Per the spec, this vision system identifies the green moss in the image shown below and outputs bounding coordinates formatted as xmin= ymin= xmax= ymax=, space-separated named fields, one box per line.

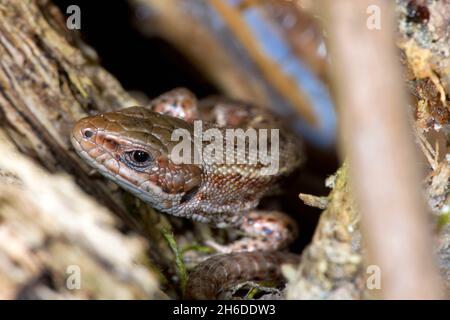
xmin=437 ymin=207 xmax=449 ymax=230
xmin=162 ymin=228 xmax=188 ymax=295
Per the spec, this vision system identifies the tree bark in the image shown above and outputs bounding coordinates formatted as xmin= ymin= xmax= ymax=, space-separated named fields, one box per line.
xmin=0 ymin=0 xmax=170 ymax=299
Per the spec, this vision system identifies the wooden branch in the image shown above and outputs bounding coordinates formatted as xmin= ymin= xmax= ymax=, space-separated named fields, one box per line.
xmin=0 ymin=0 xmax=136 ymax=226
xmin=130 ymin=0 xmax=335 ymax=145
xmin=316 ymin=0 xmax=443 ymax=299
xmin=0 ymin=132 xmax=163 ymax=299
xmin=0 ymin=0 xmax=175 ymax=298
xmin=287 ymin=164 xmax=365 ymax=299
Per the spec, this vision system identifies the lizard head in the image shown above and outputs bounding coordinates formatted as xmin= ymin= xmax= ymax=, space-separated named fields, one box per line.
xmin=71 ymin=107 xmax=202 ymax=211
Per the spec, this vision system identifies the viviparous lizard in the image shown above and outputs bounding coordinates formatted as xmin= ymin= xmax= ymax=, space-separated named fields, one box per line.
xmin=71 ymin=88 xmax=303 ymax=299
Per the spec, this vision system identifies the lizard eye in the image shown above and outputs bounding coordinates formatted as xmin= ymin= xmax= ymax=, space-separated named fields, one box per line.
xmin=132 ymin=150 xmax=150 ymax=163
xmin=124 ymin=150 xmax=152 ymax=168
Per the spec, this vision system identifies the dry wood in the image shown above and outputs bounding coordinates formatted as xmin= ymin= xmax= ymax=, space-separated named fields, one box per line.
xmin=0 ymin=0 xmax=173 ymax=298
xmin=0 ymin=133 xmax=161 ymax=299
xmin=312 ymin=0 xmax=444 ymax=299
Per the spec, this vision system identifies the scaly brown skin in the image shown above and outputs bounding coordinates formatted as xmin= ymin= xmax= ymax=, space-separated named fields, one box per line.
xmin=71 ymin=88 xmax=303 ymax=299
xmin=185 ymin=251 xmax=300 ymax=299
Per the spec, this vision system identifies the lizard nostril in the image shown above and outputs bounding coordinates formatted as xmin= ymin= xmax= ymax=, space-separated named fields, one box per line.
xmin=82 ymin=129 xmax=94 ymax=139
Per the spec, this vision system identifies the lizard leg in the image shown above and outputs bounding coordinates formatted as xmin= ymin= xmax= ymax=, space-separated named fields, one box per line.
xmin=148 ymin=87 xmax=199 ymax=122
xmin=207 ymin=210 xmax=298 ymax=254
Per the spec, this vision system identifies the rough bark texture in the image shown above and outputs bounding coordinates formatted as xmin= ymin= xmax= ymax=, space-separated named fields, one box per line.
xmin=287 ymin=0 xmax=450 ymax=299
xmin=0 ymin=0 xmax=172 ymax=299
xmin=286 ymin=164 xmax=366 ymax=299
xmin=398 ymin=0 xmax=450 ymax=294
xmin=0 ymin=133 xmax=161 ymax=299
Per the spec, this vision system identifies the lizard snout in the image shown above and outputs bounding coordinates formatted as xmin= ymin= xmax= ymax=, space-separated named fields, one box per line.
xmin=70 ymin=116 xmax=103 ymax=156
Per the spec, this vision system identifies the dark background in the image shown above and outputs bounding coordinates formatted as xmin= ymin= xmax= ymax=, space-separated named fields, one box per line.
xmin=54 ymin=0 xmax=218 ymax=98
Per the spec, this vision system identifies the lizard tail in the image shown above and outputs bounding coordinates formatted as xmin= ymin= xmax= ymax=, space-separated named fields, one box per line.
xmin=185 ymin=251 xmax=300 ymax=299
